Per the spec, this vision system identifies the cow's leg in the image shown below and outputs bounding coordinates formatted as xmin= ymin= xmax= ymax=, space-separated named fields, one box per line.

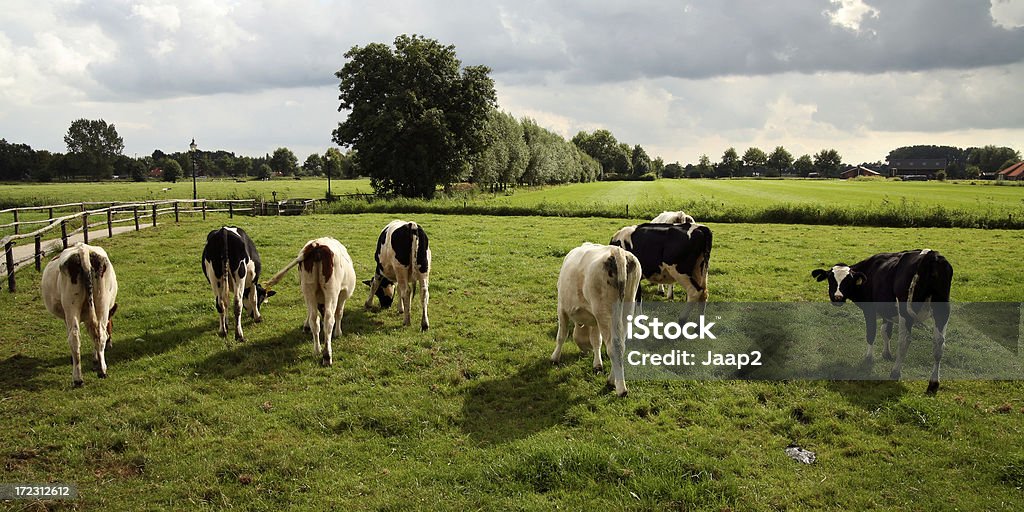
xmin=419 ymin=275 xmax=430 ymax=331
xmin=928 ymin=302 xmax=950 ymax=394
xmin=92 ymin=317 xmax=108 ymax=379
xmin=599 ymin=316 xmax=627 ymax=397
xmin=65 ymin=311 xmax=83 ymax=387
xmin=881 ymin=320 xmax=894 ymax=361
xmin=232 ymin=284 xmax=246 ymax=342
xmin=863 ymin=312 xmax=877 ymax=363
xmin=320 ymin=295 xmax=339 ymax=367
xmin=890 ymin=310 xmax=914 ymax=380
xmin=364 ymin=275 xmax=381 ymax=309
xmin=333 ymin=292 xmax=349 ymax=338
xmin=397 ymin=278 xmax=411 ymax=326
xmin=213 ymin=282 xmax=228 ymax=337
xmin=590 ymin=324 xmax=604 ymax=373
xmin=551 ymin=308 xmax=571 ymax=363
xmin=306 ymin=300 xmax=322 ymax=362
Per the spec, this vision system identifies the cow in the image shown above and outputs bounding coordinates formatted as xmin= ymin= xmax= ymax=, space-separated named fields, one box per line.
xmin=651 ymin=210 xmax=695 ymax=225
xmin=40 ymin=243 xmax=119 ymax=387
xmin=649 ymin=210 xmax=697 ymax=298
xmin=364 ymin=220 xmax=431 ymax=331
xmin=201 ymin=226 xmax=274 ymax=343
xmin=610 ymin=222 xmax=713 ymax=319
xmin=811 ymin=249 xmax=953 ymax=394
xmin=264 ymin=237 xmax=357 ymax=366
xmin=552 ymin=243 xmax=642 ymax=397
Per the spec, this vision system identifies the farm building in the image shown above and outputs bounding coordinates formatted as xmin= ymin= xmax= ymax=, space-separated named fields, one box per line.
xmin=840 ymin=166 xmax=881 ymax=179
xmin=997 ymin=161 xmax=1024 ymax=181
xmin=887 ymin=158 xmax=946 ymax=179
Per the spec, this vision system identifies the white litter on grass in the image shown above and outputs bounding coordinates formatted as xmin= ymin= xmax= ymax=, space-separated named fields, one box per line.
xmin=785 ymin=445 xmax=816 ymax=464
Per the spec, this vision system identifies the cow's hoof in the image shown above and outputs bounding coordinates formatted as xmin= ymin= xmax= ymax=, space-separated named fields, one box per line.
xmin=236 ymin=336 xmax=246 ymax=344
xmin=218 ymin=330 xmax=227 ymax=338
xmin=72 ymin=380 xmax=83 ymax=388
xmin=889 ymin=369 xmax=901 ymax=380
xmin=593 ymin=365 xmax=604 ymax=374
xmin=421 ymin=323 xmax=429 ymax=331
xmin=253 ymin=316 xmax=263 ymax=324
xmin=97 ymin=371 xmax=107 ymax=379
xmin=882 ymin=351 xmax=894 ymax=361
xmin=302 ymin=324 xmax=311 ymax=333
xmin=616 ymin=389 xmax=629 ymax=398
xmin=105 ymin=339 xmax=113 ymax=350
xmin=926 ymin=381 xmax=940 ymax=395
xmin=320 ymin=354 xmax=332 ymax=367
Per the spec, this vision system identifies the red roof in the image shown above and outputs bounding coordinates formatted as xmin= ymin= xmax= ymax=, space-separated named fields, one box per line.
xmin=999 ymin=162 xmax=1024 ymax=178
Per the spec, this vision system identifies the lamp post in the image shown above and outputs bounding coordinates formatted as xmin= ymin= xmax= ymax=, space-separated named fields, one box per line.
xmin=189 ymin=138 xmax=198 ymax=200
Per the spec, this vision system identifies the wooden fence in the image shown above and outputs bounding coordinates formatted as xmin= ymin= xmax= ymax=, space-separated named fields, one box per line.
xmin=0 ymin=198 xmax=317 ymax=293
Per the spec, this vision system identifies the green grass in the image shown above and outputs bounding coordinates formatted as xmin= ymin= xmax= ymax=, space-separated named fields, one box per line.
xmin=2 ymin=214 xmax=1023 ymax=510
xmin=0 ymin=178 xmax=373 ymax=209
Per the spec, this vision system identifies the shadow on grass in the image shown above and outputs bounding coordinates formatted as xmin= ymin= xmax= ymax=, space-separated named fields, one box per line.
xmin=113 ymin=319 xmax=219 ymax=364
xmin=459 ymin=357 xmax=584 ymax=446
xmin=191 ymin=308 xmax=377 ymax=379
xmin=826 ymin=380 xmax=906 ymax=410
xmin=0 ymin=354 xmax=65 ymax=391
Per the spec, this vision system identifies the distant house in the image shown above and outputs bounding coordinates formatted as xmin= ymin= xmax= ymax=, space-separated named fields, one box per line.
xmin=887 ymin=158 xmax=946 ymax=179
xmin=997 ymin=162 xmax=1024 ymax=181
xmin=149 ymin=167 xmax=163 ymax=178
xmin=840 ymin=166 xmax=881 ymax=179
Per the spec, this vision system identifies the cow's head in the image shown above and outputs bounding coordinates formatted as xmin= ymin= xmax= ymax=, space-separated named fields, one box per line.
xmin=363 ymin=276 xmax=395 ymax=308
xmin=609 ymin=225 xmax=635 ymax=252
xmin=247 ymin=284 xmax=276 ymax=322
xmin=811 ymin=265 xmax=865 ymax=305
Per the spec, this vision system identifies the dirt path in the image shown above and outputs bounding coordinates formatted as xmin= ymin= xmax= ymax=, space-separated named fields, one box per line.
xmin=1 ymin=223 xmax=152 ymax=277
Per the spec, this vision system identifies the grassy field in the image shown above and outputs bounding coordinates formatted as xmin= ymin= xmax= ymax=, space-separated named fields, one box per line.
xmin=2 ymin=213 xmax=1023 ymax=509
xmin=0 ymin=178 xmax=374 ymax=208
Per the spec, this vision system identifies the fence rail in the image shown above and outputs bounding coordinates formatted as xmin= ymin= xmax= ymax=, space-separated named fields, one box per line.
xmin=1 ymin=198 xmax=318 ymax=293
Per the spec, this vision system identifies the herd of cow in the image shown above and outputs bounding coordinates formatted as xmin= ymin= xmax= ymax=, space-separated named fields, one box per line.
xmin=37 ymin=212 xmax=954 ymax=396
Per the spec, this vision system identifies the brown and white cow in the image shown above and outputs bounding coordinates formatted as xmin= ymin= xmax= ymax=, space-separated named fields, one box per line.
xmin=364 ymin=220 xmax=431 ymax=331
xmin=812 ymin=249 xmax=953 ymax=393
xmin=41 ymin=243 xmax=119 ymax=387
xmin=552 ymin=243 xmax=642 ymax=397
xmin=264 ymin=237 xmax=357 ymax=366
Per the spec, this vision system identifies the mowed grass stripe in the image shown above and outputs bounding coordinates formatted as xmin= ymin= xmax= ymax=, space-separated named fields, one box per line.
xmin=1 ymin=214 xmax=1022 ymax=510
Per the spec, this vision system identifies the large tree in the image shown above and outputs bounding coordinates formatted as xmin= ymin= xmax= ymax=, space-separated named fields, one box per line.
xmin=333 ymin=34 xmax=496 ymax=198
xmin=270 ymin=147 xmax=299 ymax=176
xmin=814 ymin=148 xmax=843 ymax=177
xmin=64 ymin=118 xmax=124 ymax=179
xmin=742 ymin=147 xmax=767 ymax=175
xmin=719 ymin=147 xmax=740 ymax=177
xmin=631 ymin=144 xmax=652 ymax=177
xmin=767 ymin=146 xmax=793 ymax=176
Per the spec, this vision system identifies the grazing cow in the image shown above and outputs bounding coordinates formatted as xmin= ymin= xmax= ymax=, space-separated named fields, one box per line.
xmin=610 ymin=222 xmax=713 ymax=318
xmin=201 ymin=226 xmax=274 ymax=342
xmin=552 ymin=243 xmax=642 ymax=397
xmin=651 ymin=210 xmax=696 ymax=225
xmin=811 ymin=249 xmax=953 ymax=393
xmin=649 ymin=211 xmax=697 ymax=298
xmin=364 ymin=220 xmax=431 ymax=331
xmin=264 ymin=238 xmax=357 ymax=366
xmin=40 ymin=243 xmax=119 ymax=387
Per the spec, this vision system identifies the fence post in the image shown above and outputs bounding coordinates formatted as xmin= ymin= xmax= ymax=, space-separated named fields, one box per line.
xmin=152 ymin=205 xmax=157 ymax=227
xmin=229 ymin=202 xmax=234 ymax=218
xmin=48 ymin=207 xmax=53 ymax=220
xmin=252 ymin=199 xmax=258 ymax=217
xmin=202 ymin=200 xmax=207 ymax=220
xmin=107 ymin=209 xmax=113 ymax=238
xmin=134 ymin=206 xmax=140 ymax=231
xmin=174 ymin=202 xmax=180 ymax=223
xmin=61 ymin=220 xmax=68 ymax=249
xmin=626 ymin=204 xmax=629 ymax=217
xmin=34 ymin=235 xmax=42 ymax=271
xmin=5 ymin=242 xmax=14 ymax=293
xmin=82 ymin=212 xmax=89 ymax=244
xmin=13 ymin=210 xmax=18 ymax=235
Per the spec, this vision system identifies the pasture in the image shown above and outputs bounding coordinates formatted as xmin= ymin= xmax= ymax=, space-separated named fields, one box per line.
xmin=2 ymin=213 xmax=1023 ymax=509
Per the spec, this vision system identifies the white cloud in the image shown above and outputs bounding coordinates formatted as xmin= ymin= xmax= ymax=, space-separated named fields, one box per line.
xmin=825 ymin=0 xmax=879 ymax=32
xmin=991 ymin=0 xmax=1024 ymax=28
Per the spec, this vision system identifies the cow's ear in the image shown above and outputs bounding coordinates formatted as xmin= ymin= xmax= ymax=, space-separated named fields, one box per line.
xmin=362 ymin=279 xmax=373 ymax=287
xmin=853 ymin=272 xmax=867 ymax=286
xmin=811 ymin=269 xmax=829 ymax=282
xmin=109 ymin=303 xmax=118 ymax=318
xmin=266 ymin=290 xmax=276 ymax=297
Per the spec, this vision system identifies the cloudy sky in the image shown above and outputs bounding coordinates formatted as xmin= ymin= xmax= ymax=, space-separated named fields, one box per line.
xmin=2 ymin=0 xmax=1023 ymax=165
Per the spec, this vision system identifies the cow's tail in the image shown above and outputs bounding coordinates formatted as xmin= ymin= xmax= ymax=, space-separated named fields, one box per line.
xmin=264 ymin=253 xmax=305 ymax=290
xmin=692 ymin=226 xmax=713 ymax=292
xmin=916 ymin=249 xmax=952 ymax=302
xmin=409 ymin=222 xmax=428 ymax=296
xmin=66 ymin=245 xmax=100 ymax=338
xmin=615 ymin=248 xmax=642 ymax=337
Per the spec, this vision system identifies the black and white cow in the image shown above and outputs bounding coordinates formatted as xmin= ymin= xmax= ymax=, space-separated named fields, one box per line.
xmin=649 ymin=210 xmax=697 ymax=298
xmin=610 ymin=222 xmax=713 ymax=318
xmin=364 ymin=220 xmax=431 ymax=330
xmin=201 ymin=226 xmax=274 ymax=342
xmin=41 ymin=243 xmax=119 ymax=387
xmin=552 ymin=243 xmax=642 ymax=397
xmin=812 ymin=249 xmax=953 ymax=393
